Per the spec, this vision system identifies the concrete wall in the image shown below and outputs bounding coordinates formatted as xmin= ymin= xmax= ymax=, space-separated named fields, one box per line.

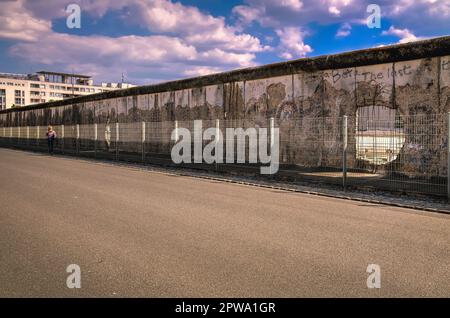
xmin=1 ymin=36 xmax=450 ymax=178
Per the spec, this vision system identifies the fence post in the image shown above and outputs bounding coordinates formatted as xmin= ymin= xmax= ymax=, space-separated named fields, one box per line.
xmin=174 ymin=120 xmax=179 ymax=166
xmin=76 ymin=124 xmax=80 ymax=154
xmin=26 ymin=126 xmax=29 ymax=146
xmin=17 ymin=126 xmax=21 ymax=146
xmin=174 ymin=120 xmax=179 ymax=142
xmin=448 ymin=112 xmax=450 ymax=201
xmin=343 ymin=115 xmax=348 ymax=191
xmin=61 ymin=125 xmax=65 ymax=154
xmin=142 ymin=121 xmax=146 ymax=163
xmin=216 ymin=119 xmax=220 ymax=171
xmin=94 ymin=123 xmax=98 ymax=158
xmin=270 ymin=117 xmax=275 ymax=175
xmin=36 ymin=126 xmax=39 ymax=148
xmin=115 ymin=122 xmax=119 ymax=160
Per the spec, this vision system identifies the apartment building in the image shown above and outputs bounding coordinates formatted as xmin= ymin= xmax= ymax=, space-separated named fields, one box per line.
xmin=0 ymin=71 xmax=135 ymax=110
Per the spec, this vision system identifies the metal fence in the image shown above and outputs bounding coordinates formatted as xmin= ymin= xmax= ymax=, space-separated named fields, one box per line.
xmin=0 ymin=114 xmax=449 ymax=198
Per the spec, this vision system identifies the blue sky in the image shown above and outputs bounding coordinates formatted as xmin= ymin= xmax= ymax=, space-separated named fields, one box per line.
xmin=0 ymin=0 xmax=449 ymax=85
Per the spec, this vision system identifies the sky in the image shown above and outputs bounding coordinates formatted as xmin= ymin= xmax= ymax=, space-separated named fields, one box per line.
xmin=0 ymin=0 xmax=449 ymax=85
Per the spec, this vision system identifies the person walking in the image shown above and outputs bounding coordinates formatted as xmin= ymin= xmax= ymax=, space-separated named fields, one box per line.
xmin=46 ymin=125 xmax=57 ymax=155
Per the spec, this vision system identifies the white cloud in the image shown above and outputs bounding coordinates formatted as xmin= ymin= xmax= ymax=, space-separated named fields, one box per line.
xmin=387 ymin=0 xmax=450 ymax=18
xmin=232 ymin=5 xmax=262 ymax=25
xmin=1 ymin=0 xmax=270 ymax=84
xmin=10 ymin=33 xmax=193 ymax=65
xmin=233 ymin=0 xmax=450 ymax=32
xmin=185 ymin=28 xmax=269 ymax=53
xmin=426 ymin=0 xmax=450 ymax=16
xmin=18 ymin=0 xmax=269 ymax=54
xmin=276 ymin=27 xmax=312 ymax=59
xmin=336 ymin=22 xmax=352 ymax=38
xmin=22 ymin=0 xmax=132 ymax=20
xmin=199 ymin=48 xmax=256 ymax=67
xmin=232 ymin=0 xmax=447 ymax=55
xmin=279 ymin=0 xmax=304 ymax=11
xmin=328 ymin=6 xmax=341 ymax=16
xmin=233 ymin=0 xmax=360 ymax=27
xmin=2 ymin=0 xmax=446 ymax=85
xmin=9 ymin=32 xmax=258 ymax=84
xmin=127 ymin=0 xmax=269 ymax=53
xmin=0 ymin=0 xmax=51 ymax=42
xmin=382 ymin=26 xmax=422 ymax=44
xmin=183 ymin=66 xmax=226 ymax=77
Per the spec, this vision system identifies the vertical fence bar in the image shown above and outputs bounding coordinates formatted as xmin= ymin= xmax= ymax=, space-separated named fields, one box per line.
xmin=115 ymin=122 xmax=119 ymax=160
xmin=270 ymin=117 xmax=275 ymax=175
xmin=26 ymin=126 xmax=29 ymax=146
xmin=343 ymin=115 xmax=348 ymax=191
xmin=76 ymin=124 xmax=80 ymax=154
xmin=447 ymin=113 xmax=450 ymax=201
xmin=142 ymin=121 xmax=146 ymax=163
xmin=61 ymin=124 xmax=65 ymax=154
xmin=94 ymin=123 xmax=98 ymax=158
xmin=174 ymin=120 xmax=179 ymax=141
xmin=216 ymin=119 xmax=220 ymax=171
xmin=36 ymin=126 xmax=40 ymax=148
xmin=270 ymin=117 xmax=275 ymax=146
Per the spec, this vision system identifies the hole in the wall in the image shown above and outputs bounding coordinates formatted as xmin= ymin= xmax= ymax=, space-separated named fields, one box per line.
xmin=356 ymin=106 xmax=405 ymax=165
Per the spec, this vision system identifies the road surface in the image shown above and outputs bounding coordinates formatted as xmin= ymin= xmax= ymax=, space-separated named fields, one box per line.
xmin=0 ymin=148 xmax=449 ymax=297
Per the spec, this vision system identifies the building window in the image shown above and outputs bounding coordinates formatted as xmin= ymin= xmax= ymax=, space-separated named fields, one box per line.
xmin=30 ymin=83 xmax=40 ymax=88
xmin=0 ymin=89 xmax=5 ymax=110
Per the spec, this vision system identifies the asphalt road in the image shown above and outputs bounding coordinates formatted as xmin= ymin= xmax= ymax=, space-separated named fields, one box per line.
xmin=0 ymin=148 xmax=449 ymax=297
